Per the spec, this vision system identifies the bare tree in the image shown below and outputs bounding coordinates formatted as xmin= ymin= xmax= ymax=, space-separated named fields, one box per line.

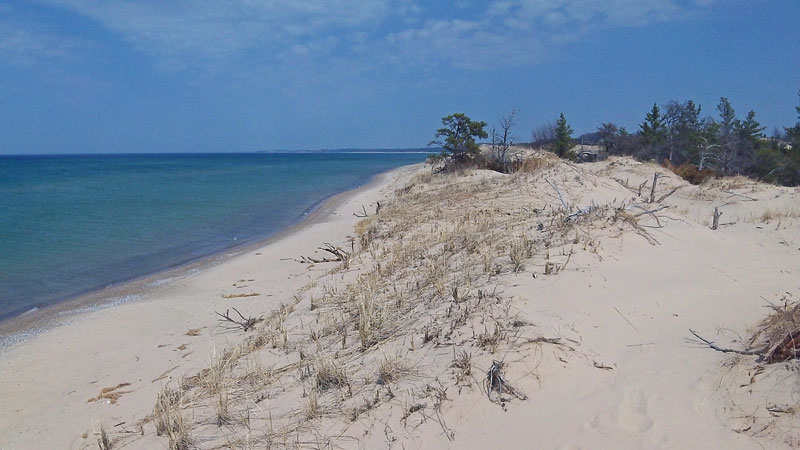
xmin=490 ymin=109 xmax=518 ymax=171
xmin=531 ymin=122 xmax=557 ymax=149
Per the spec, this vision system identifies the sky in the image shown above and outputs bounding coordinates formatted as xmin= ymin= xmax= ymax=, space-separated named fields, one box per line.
xmin=0 ymin=0 xmax=798 ymax=154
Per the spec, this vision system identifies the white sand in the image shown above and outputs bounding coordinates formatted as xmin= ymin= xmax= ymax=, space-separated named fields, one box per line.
xmin=2 ymin=156 xmax=799 ymax=450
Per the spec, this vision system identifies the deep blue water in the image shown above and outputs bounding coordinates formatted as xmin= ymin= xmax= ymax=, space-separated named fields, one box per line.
xmin=0 ymin=152 xmax=426 ymax=319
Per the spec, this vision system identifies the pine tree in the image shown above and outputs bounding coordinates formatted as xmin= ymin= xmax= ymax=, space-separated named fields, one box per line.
xmin=640 ymin=103 xmax=665 ymax=147
xmin=430 ymin=113 xmax=488 ymax=166
xmin=716 ymin=97 xmax=738 ymax=173
xmin=553 ymin=113 xmax=573 ymax=158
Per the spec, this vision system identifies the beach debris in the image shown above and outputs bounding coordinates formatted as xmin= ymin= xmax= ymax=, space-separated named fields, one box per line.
xmin=185 ymin=328 xmax=202 ymax=336
xmin=688 ymin=329 xmax=768 ymax=357
xmin=765 ymin=329 xmax=800 ymax=363
xmin=485 ymin=360 xmax=527 ymax=405
xmin=648 ymin=172 xmax=662 ymax=203
xmin=298 ymin=242 xmax=350 ymax=264
xmin=215 ymin=307 xmax=262 ymax=332
xmin=711 ymin=206 xmax=723 ymax=230
xmin=221 ymin=292 xmax=260 ymax=299
xmin=87 ymin=382 xmax=131 ymax=405
xmin=353 ymin=205 xmax=369 ymax=218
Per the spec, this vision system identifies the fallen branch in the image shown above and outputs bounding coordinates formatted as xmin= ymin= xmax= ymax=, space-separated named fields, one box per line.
xmin=722 ymin=189 xmax=757 ymax=202
xmin=688 ymin=329 xmax=767 ymax=356
xmin=545 ymin=179 xmax=569 ymax=211
xmin=632 ymin=205 xmax=671 ymax=217
xmin=216 ymin=307 xmax=262 ymax=332
xmin=638 ymin=179 xmax=648 ymax=197
xmin=353 ymin=205 xmax=368 ymax=218
xmin=632 ymin=204 xmax=671 ymax=228
xmin=319 ymin=242 xmax=349 ymax=261
xmin=298 ymin=242 xmax=351 ymax=264
xmin=656 ymin=185 xmax=683 ymax=203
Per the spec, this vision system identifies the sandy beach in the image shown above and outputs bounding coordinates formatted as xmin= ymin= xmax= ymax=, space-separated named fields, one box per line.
xmin=2 ymin=154 xmax=799 ymax=449
xmin=0 ymin=164 xmax=421 ymax=449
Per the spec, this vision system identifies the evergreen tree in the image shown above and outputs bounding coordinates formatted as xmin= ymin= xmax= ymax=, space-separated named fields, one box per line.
xmin=429 ymin=113 xmax=488 ymax=166
xmin=553 ymin=113 xmax=573 ymax=158
xmin=640 ymin=103 xmax=665 ymax=147
xmin=716 ymin=97 xmax=738 ymax=173
xmin=664 ymin=100 xmax=702 ymax=164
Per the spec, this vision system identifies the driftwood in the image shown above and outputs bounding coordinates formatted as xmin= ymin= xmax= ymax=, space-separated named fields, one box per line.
xmin=354 ymin=202 xmax=382 ymax=218
xmin=711 ymin=207 xmax=722 ymax=230
xmin=216 ymin=308 xmax=262 ymax=332
xmin=638 ymin=179 xmax=648 ymax=197
xmin=299 ymin=242 xmax=350 ymax=264
xmin=722 ymin=189 xmax=757 ymax=202
xmin=545 ymin=179 xmax=569 ymax=211
xmin=689 ymin=329 xmax=767 ymax=356
xmin=649 ymin=173 xmax=661 ymax=203
xmin=353 ymin=205 xmax=368 ymax=218
xmin=656 ymin=185 xmax=683 ymax=203
xmin=485 ymin=360 xmax=527 ymax=405
xmin=691 ymin=328 xmax=800 ymax=364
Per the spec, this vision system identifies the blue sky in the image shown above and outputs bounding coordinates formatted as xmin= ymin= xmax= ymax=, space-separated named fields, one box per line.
xmin=0 ymin=0 xmax=798 ymax=154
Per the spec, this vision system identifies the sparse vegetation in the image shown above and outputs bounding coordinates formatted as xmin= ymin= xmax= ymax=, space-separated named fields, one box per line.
xmin=98 ymin=147 xmax=797 ymax=449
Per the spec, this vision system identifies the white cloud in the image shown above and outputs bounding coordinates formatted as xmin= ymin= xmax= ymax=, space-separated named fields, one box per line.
xmin=24 ymin=0 xmax=711 ymax=74
xmin=0 ymin=16 xmax=88 ymax=68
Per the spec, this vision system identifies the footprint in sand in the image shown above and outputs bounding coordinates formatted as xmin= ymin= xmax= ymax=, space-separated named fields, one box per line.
xmin=592 ymin=387 xmax=654 ymax=438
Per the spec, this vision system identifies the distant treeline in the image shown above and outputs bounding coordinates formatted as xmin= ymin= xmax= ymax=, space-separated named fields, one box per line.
xmin=529 ymin=95 xmax=800 ymax=186
xmin=257 ymin=148 xmax=438 ymax=154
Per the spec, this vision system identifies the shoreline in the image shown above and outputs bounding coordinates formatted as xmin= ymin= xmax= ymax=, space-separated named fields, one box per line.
xmin=0 ymin=163 xmax=422 ymax=350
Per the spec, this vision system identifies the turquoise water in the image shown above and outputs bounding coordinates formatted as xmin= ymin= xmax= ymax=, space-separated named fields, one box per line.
xmin=0 ymin=152 xmax=426 ymax=319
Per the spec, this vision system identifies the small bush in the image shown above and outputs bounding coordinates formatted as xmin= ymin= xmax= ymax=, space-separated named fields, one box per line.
xmin=667 ymin=161 xmax=714 ymax=185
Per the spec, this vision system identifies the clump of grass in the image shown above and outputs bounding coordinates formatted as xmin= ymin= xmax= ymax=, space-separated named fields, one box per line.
xmin=215 ymin=389 xmax=231 ymax=427
xmin=478 ymin=326 xmax=507 ymax=353
xmin=153 ymin=386 xmax=192 ymax=450
xmin=314 ymin=358 xmax=349 ymax=392
xmin=354 ymin=276 xmax=384 ymax=349
xmin=377 ymin=355 xmax=413 ymax=385
xmin=509 ymin=234 xmax=534 ymax=273
xmin=305 ymin=389 xmax=319 ymax=421
xmin=97 ymin=423 xmax=112 ymax=450
xmin=451 ymin=350 xmax=472 ymax=383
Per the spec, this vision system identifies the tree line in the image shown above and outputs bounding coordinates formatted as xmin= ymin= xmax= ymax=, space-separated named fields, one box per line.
xmin=429 ymin=93 xmax=799 ymax=186
xmin=540 ymin=95 xmax=800 ymax=186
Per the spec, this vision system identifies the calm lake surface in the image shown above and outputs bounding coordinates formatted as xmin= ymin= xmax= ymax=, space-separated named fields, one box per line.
xmin=0 ymin=152 xmax=427 ymax=319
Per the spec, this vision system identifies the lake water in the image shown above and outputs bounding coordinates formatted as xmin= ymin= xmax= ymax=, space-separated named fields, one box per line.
xmin=0 ymin=152 xmax=426 ymax=319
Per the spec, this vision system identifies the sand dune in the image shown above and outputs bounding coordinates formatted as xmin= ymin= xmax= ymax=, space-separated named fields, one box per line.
xmin=1 ymin=154 xmax=798 ymax=449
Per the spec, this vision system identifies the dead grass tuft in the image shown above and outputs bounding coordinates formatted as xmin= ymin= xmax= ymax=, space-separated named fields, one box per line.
xmin=377 ymin=355 xmax=413 ymax=385
xmin=748 ymin=298 xmax=800 ymax=356
xmin=515 ymin=154 xmax=559 ymax=173
xmin=153 ymin=386 xmax=192 ymax=450
xmin=97 ymin=423 xmax=112 ymax=450
xmin=314 ymin=357 xmax=349 ymax=392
